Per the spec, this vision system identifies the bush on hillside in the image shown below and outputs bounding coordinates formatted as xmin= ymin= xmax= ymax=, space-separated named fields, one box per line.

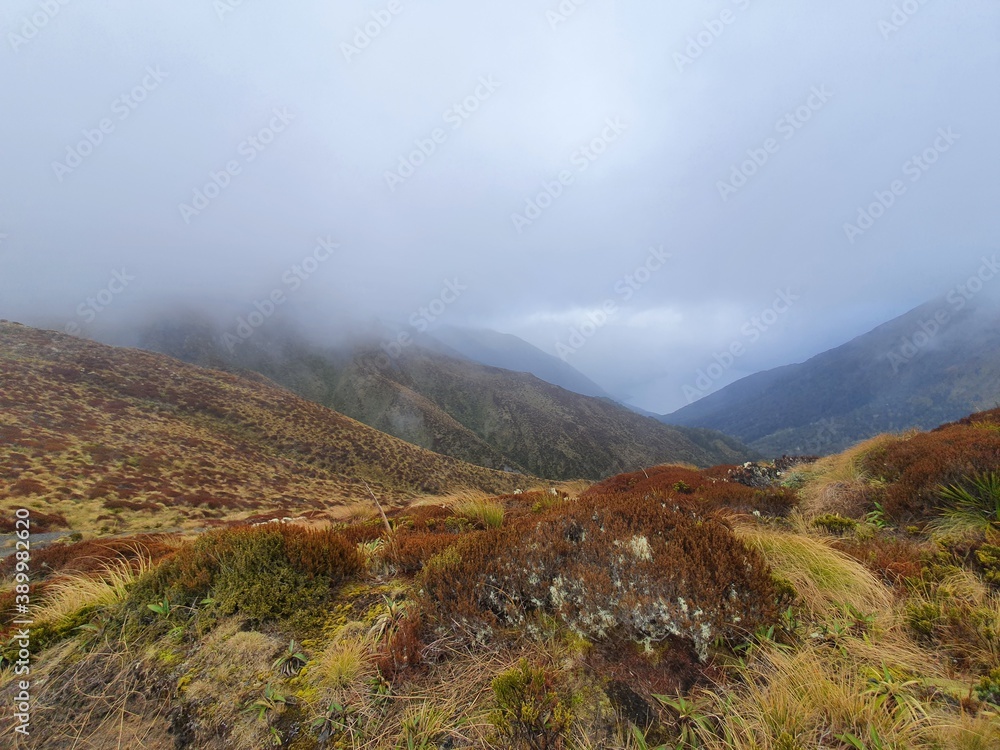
xmin=422 ymin=492 xmax=781 ymax=659
xmin=860 ymin=420 xmax=1000 ymax=522
xmin=129 ymin=524 xmax=361 ymax=622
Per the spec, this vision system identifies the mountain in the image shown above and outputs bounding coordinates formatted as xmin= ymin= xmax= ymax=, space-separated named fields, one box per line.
xmin=663 ymin=286 xmax=1000 ymax=455
xmin=0 ymin=321 xmax=522 ymax=536
xmin=427 ymin=325 xmax=616 ymax=400
xmin=132 ymin=316 xmax=754 ymax=479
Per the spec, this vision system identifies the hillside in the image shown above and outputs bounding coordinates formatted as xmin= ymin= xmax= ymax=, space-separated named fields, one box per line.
xmin=0 ymin=321 xmax=521 ymax=537
xmin=4 ymin=409 xmax=1000 ymax=748
xmin=664 ymin=290 xmax=1000 ymax=455
xmin=428 ymin=325 xmax=616 ymax=400
xmin=135 ymin=316 xmax=754 ymax=479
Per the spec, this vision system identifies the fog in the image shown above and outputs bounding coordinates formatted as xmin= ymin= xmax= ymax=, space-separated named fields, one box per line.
xmin=2 ymin=0 xmax=998 ymax=412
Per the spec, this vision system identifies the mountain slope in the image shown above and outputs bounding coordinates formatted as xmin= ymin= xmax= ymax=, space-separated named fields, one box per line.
xmin=0 ymin=321 xmax=521 ymax=536
xmin=664 ymin=289 xmax=1000 ymax=455
xmin=428 ymin=325 xmax=615 ymax=400
xmin=134 ymin=316 xmax=754 ymax=479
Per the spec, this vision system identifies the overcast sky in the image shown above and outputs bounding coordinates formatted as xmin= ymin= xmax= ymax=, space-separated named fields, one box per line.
xmin=2 ymin=0 xmax=998 ymax=413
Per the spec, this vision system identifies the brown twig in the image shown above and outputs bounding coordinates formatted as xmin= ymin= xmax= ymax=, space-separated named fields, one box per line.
xmin=362 ymin=480 xmax=393 ymax=535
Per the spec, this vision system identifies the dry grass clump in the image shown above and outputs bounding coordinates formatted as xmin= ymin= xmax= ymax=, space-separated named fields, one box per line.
xmin=796 ymin=433 xmax=903 ymax=519
xmin=31 ymin=556 xmax=153 ymax=625
xmin=735 ymin=524 xmax=892 ymax=616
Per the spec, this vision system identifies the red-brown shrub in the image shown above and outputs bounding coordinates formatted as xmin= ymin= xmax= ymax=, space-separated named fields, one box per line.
xmin=861 ymin=420 xmax=1000 ymax=522
xmin=386 ymin=531 xmax=458 ymax=575
xmin=422 ymin=491 xmax=781 ymax=658
xmin=832 ymin=535 xmax=928 ymax=588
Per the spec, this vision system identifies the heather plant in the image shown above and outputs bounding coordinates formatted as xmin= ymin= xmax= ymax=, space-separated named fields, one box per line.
xmin=423 ymin=491 xmax=781 ymax=658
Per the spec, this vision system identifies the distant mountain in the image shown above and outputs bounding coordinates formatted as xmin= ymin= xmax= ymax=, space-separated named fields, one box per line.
xmin=134 ymin=316 xmax=754 ymax=479
xmin=663 ymin=286 xmax=1000 ymax=455
xmin=428 ymin=325 xmax=615 ymax=400
xmin=0 ymin=321 xmax=521 ymax=535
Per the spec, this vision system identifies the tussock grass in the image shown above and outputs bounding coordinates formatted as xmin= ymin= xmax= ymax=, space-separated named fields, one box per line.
xmin=797 ymin=433 xmax=904 ymax=519
xmin=452 ymin=498 xmax=505 ymax=528
xmin=735 ymin=525 xmax=892 ymax=615
xmin=33 ymin=555 xmax=152 ymax=624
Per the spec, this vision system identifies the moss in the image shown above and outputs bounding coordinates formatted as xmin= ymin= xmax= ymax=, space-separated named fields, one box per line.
xmin=812 ymin=514 xmax=858 ymax=535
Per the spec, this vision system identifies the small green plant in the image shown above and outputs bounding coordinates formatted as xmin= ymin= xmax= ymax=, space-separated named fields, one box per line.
xmin=652 ymin=694 xmax=717 ymax=748
xmin=311 ymin=700 xmax=356 ymax=746
xmin=864 ymin=502 xmax=890 ymax=530
xmin=630 ymin=724 xmax=669 ymax=750
xmin=861 ymin=663 xmax=924 ymax=722
xmin=491 ymin=661 xmax=572 ymax=750
xmin=273 ymin=639 xmax=308 ymax=677
xmin=147 ymin=595 xmax=171 ymax=616
xmin=369 ymin=595 xmax=410 ymax=642
xmin=397 ymin=703 xmax=446 ymax=750
xmin=672 ymin=481 xmax=694 ymax=495
xmin=932 ymin=472 xmax=1000 ymax=537
xmin=243 ymin=684 xmax=288 ymax=746
xmin=836 ymin=727 xmax=889 ymax=750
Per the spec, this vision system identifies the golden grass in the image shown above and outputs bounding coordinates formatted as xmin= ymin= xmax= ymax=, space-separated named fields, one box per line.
xmin=797 ymin=432 xmax=906 ymax=519
xmin=452 ymin=498 xmax=505 ymax=528
xmin=32 ymin=556 xmax=152 ymax=624
xmin=735 ymin=524 xmax=893 ymax=615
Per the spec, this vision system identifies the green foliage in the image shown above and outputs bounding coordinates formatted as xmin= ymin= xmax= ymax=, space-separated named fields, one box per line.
xmin=934 ymin=472 xmax=1000 ymax=537
xmin=812 ymin=514 xmax=858 ymax=535
xmin=243 ymin=684 xmax=287 ymax=745
xmin=976 ymin=543 xmax=1000 ymax=586
xmin=311 ymin=700 xmax=357 ymax=746
xmin=975 ymin=668 xmax=1000 ymax=705
xmin=454 ymin=499 xmax=505 ymax=529
xmin=128 ymin=524 xmax=362 ymax=624
xmin=672 ymin=481 xmax=694 ymax=495
xmin=652 ymin=693 xmax=717 ymax=748
xmin=272 ymin=639 xmax=308 ymax=677
xmin=491 ymin=661 xmax=573 ymax=750
xmin=147 ymin=595 xmax=171 ymax=616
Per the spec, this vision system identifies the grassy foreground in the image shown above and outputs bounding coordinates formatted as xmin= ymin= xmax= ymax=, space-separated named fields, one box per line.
xmin=3 ymin=412 xmax=1000 ymax=748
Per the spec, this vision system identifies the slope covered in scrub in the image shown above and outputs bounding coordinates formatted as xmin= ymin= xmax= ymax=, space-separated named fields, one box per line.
xmin=0 ymin=321 xmax=522 ymax=537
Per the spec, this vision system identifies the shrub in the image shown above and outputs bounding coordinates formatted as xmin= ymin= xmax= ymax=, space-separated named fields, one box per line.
xmin=386 ymin=531 xmax=458 ymax=575
xmin=812 ymin=514 xmax=857 ymax=535
xmin=423 ymin=492 xmax=781 ymax=658
xmin=491 ymin=661 xmax=573 ymax=750
xmin=129 ymin=524 xmax=361 ymax=622
xmin=860 ymin=422 xmax=1000 ymax=522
